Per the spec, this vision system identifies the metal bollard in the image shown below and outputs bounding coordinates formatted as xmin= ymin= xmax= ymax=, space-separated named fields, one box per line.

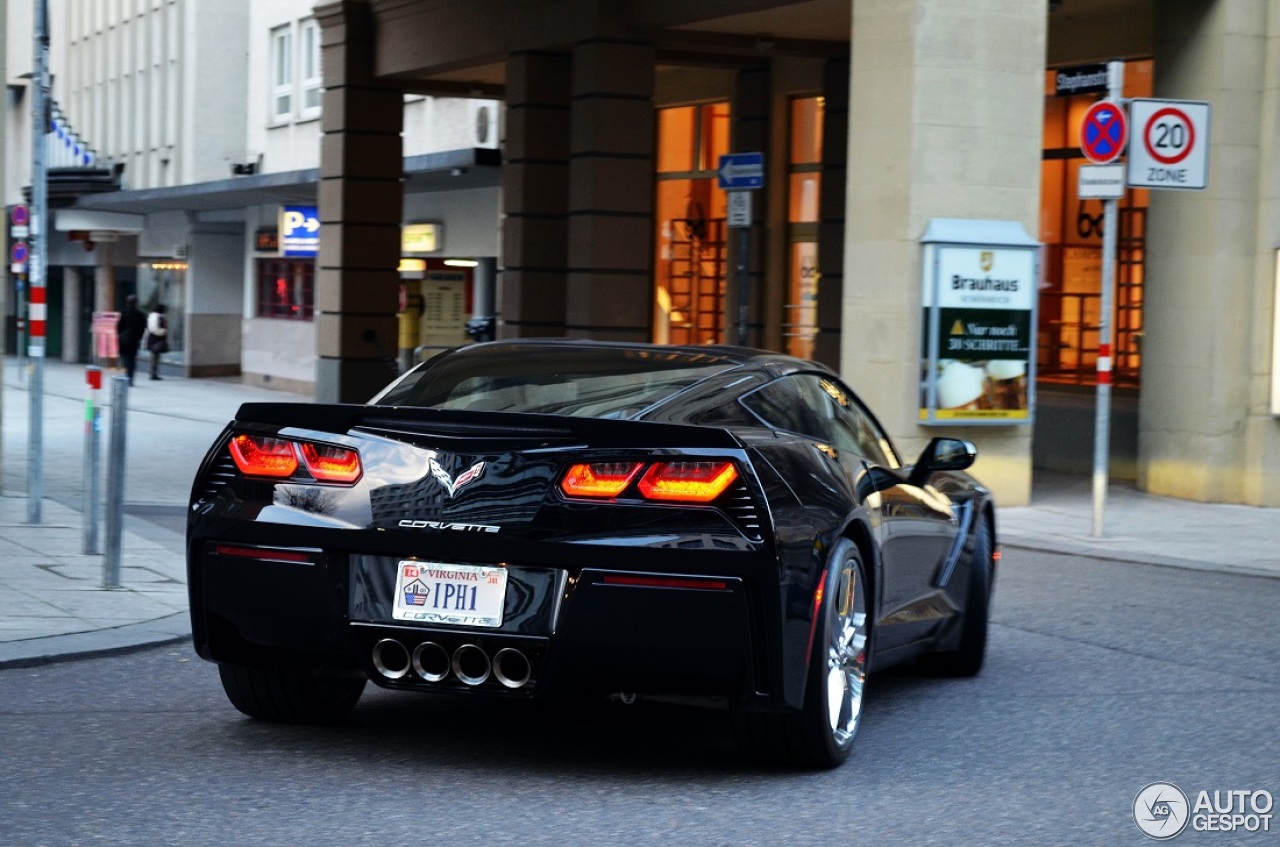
xmin=102 ymin=376 xmax=129 ymax=589
xmin=83 ymin=366 xmax=102 ymax=554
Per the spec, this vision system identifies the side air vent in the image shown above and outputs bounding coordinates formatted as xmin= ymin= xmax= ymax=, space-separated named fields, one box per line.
xmin=721 ymin=479 xmax=763 ymax=542
xmin=197 ymin=448 xmax=238 ymax=503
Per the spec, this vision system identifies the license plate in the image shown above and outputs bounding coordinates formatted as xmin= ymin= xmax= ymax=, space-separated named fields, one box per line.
xmin=392 ymin=561 xmax=508 ymax=628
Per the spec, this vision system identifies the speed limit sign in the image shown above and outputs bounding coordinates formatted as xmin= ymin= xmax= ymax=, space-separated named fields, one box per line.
xmin=1126 ymin=98 xmax=1211 ymax=190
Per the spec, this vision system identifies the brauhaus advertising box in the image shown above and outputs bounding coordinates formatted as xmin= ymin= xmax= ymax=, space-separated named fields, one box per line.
xmin=920 ymin=219 xmax=1039 ymax=425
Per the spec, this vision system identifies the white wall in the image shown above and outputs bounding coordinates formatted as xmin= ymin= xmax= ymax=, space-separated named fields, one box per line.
xmin=403 ymin=186 xmax=501 ymax=258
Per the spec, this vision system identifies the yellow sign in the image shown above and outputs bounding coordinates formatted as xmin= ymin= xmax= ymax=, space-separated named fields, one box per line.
xmin=402 ymin=223 xmax=441 ymax=254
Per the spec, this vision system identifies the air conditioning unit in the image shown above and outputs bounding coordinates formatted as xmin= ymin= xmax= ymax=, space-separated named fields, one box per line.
xmin=470 ymin=101 xmax=500 ymax=149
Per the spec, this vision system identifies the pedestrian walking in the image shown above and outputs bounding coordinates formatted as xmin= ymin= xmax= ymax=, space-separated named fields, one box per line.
xmin=145 ymin=303 xmax=170 ymax=380
xmin=115 ymin=295 xmax=147 ymax=386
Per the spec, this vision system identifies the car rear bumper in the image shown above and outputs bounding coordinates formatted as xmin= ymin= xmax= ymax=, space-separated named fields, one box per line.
xmin=190 ymin=540 xmax=772 ymax=704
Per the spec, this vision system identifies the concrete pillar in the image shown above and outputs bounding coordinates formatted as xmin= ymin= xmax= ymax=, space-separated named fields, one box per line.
xmin=500 ymin=51 xmax=571 ymax=338
xmin=62 ymin=266 xmax=81 ymax=363
xmin=814 ymin=57 xmax=850 ymax=369
xmin=314 ymin=0 xmax=404 ymax=403
xmin=1139 ymin=0 xmax=1278 ymax=504
xmin=564 ymin=38 xmax=655 ymax=341
xmin=95 ymin=244 xmax=116 ymax=311
xmin=843 ymin=0 xmax=1046 ymax=506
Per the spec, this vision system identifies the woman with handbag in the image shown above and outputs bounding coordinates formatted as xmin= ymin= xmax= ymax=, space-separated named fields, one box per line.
xmin=146 ymin=303 xmax=170 ymax=380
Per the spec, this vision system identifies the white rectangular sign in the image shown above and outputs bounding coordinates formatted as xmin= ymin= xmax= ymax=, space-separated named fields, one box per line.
xmin=1078 ymin=164 xmax=1126 ymax=199
xmin=727 ymin=190 xmax=752 ymax=229
xmin=1126 ymin=98 xmax=1211 ymax=190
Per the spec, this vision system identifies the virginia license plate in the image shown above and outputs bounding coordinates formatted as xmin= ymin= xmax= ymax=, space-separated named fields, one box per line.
xmin=392 ymin=561 xmax=508 ymax=628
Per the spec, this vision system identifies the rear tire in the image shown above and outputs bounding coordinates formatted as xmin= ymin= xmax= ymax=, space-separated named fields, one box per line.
xmin=735 ymin=539 xmax=868 ymax=769
xmin=218 ymin=663 xmax=366 ymax=725
xmin=923 ymin=517 xmax=992 ymax=678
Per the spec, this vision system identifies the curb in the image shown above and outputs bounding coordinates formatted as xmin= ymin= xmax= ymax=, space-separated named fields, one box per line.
xmin=0 ymin=611 xmax=192 ymax=670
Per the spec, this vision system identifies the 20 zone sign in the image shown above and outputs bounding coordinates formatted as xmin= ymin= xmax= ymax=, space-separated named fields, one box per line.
xmin=1127 ymin=99 xmax=1211 ymax=191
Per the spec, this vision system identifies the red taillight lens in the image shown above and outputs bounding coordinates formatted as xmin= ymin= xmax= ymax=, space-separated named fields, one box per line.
xmin=229 ymin=434 xmax=298 ymax=478
xmin=300 ymin=442 xmax=362 ymax=483
xmin=560 ymin=462 xmax=644 ymax=498
xmin=638 ymin=461 xmax=739 ymax=503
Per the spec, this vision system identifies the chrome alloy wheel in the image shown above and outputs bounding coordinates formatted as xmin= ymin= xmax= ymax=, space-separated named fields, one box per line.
xmin=826 ymin=564 xmax=867 ymax=746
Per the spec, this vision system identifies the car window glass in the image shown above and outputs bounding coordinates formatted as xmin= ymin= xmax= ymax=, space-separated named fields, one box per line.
xmin=739 ymin=378 xmax=822 ymax=436
xmin=372 ymin=347 xmax=738 ymax=419
xmin=794 ymin=375 xmax=900 ymax=468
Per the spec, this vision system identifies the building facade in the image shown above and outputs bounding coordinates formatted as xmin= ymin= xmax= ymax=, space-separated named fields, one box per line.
xmin=3 ymin=0 xmax=500 ymax=393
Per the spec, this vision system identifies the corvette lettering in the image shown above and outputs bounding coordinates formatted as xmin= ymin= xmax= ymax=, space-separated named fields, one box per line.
xmin=398 ymin=520 xmax=499 ymax=533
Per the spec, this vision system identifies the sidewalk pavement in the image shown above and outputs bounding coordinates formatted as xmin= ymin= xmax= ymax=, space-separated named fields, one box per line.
xmin=0 ymin=357 xmax=1277 ymax=669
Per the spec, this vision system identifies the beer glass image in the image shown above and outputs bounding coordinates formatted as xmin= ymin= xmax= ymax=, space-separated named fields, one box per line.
xmin=984 ymin=359 xmax=1027 ymax=410
xmin=935 ymin=361 xmax=988 ymax=410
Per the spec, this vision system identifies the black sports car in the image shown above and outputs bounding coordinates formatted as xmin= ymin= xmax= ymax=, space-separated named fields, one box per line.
xmin=187 ymin=340 xmax=996 ymax=768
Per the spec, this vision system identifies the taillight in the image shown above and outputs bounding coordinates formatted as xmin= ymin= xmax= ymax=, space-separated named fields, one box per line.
xmin=227 ymin=433 xmax=362 ymax=484
xmin=638 ymin=461 xmax=739 ymax=503
xmin=300 ymin=442 xmax=362 ymax=483
xmin=560 ymin=462 xmax=643 ymax=498
xmin=560 ymin=460 xmax=741 ymax=503
xmin=229 ymin=434 xmax=298 ymax=478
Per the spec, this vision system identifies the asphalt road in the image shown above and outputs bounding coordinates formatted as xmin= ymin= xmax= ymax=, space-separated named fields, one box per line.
xmin=3 ymin=546 xmax=1277 ymax=847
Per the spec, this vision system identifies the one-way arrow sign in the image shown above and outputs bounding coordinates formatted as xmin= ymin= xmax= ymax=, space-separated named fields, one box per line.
xmin=718 ymin=152 xmax=764 ymax=190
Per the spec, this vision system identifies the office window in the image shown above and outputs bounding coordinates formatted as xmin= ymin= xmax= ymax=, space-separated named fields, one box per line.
xmin=256 ymin=259 xmax=314 ymax=320
xmin=301 ymin=18 xmax=322 ymax=116
xmin=271 ymin=25 xmax=293 ymax=120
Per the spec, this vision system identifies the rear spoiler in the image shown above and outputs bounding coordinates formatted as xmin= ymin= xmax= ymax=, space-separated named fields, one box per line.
xmin=231 ymin=402 xmax=744 ymax=451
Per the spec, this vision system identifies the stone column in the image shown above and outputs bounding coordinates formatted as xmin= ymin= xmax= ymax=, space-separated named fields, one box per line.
xmin=1139 ymin=0 xmax=1277 ymax=504
xmin=94 ymin=243 xmax=116 ymax=312
xmin=843 ymin=0 xmax=1045 ymax=506
xmin=314 ymin=0 xmax=403 ymax=403
xmin=499 ymin=51 xmax=571 ymax=338
xmin=564 ymin=38 xmax=655 ymax=341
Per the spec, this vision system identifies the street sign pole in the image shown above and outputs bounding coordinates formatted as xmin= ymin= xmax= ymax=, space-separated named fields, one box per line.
xmin=1092 ymin=60 xmax=1124 ymax=538
xmin=27 ymin=0 xmax=50 ymax=525
xmin=719 ymin=153 xmax=764 ymax=347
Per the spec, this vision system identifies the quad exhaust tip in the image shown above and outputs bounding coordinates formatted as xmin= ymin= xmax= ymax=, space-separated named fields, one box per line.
xmin=371 ymin=638 xmax=411 ymax=680
xmin=451 ymin=643 xmax=491 ymax=686
xmin=492 ymin=647 xmax=532 ymax=689
xmin=371 ymin=639 xmax=531 ymax=689
xmin=412 ymin=642 xmax=450 ymax=682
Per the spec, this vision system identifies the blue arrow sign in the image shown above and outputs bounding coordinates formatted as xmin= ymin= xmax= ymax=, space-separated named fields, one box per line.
xmin=718 ymin=152 xmax=764 ymax=190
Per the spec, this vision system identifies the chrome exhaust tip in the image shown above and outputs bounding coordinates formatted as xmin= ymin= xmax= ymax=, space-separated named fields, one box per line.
xmin=451 ymin=644 xmax=492 ymax=686
xmin=412 ymin=642 xmax=450 ymax=682
xmin=371 ymin=638 xmax=410 ymax=680
xmin=492 ymin=647 xmax=532 ymax=689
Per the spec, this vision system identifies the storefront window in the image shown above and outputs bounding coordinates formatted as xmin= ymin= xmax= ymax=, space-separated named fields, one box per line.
xmin=256 ymin=258 xmax=314 ymax=320
xmin=653 ymin=102 xmax=730 ymax=346
xmin=1039 ymin=60 xmax=1152 ymax=387
xmin=786 ymin=96 xmax=823 ymax=359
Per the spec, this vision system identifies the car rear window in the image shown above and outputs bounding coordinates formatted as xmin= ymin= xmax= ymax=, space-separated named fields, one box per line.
xmin=371 ymin=345 xmax=740 ymax=419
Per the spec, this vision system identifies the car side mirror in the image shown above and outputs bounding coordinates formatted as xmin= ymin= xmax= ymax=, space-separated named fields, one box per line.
xmin=907 ymin=437 xmax=976 ymax=487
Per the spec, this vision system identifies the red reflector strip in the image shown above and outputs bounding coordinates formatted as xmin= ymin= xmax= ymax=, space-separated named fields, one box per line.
xmin=637 ymin=461 xmax=738 ymax=503
xmin=213 ymin=545 xmax=313 ymax=564
xmin=300 ymin=442 xmax=362 ymax=483
xmin=228 ymin=433 xmax=298 ymax=477
xmin=804 ymin=569 xmax=828 ymax=668
xmin=601 ymin=574 xmax=729 ymax=591
xmin=560 ymin=462 xmax=644 ymax=498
